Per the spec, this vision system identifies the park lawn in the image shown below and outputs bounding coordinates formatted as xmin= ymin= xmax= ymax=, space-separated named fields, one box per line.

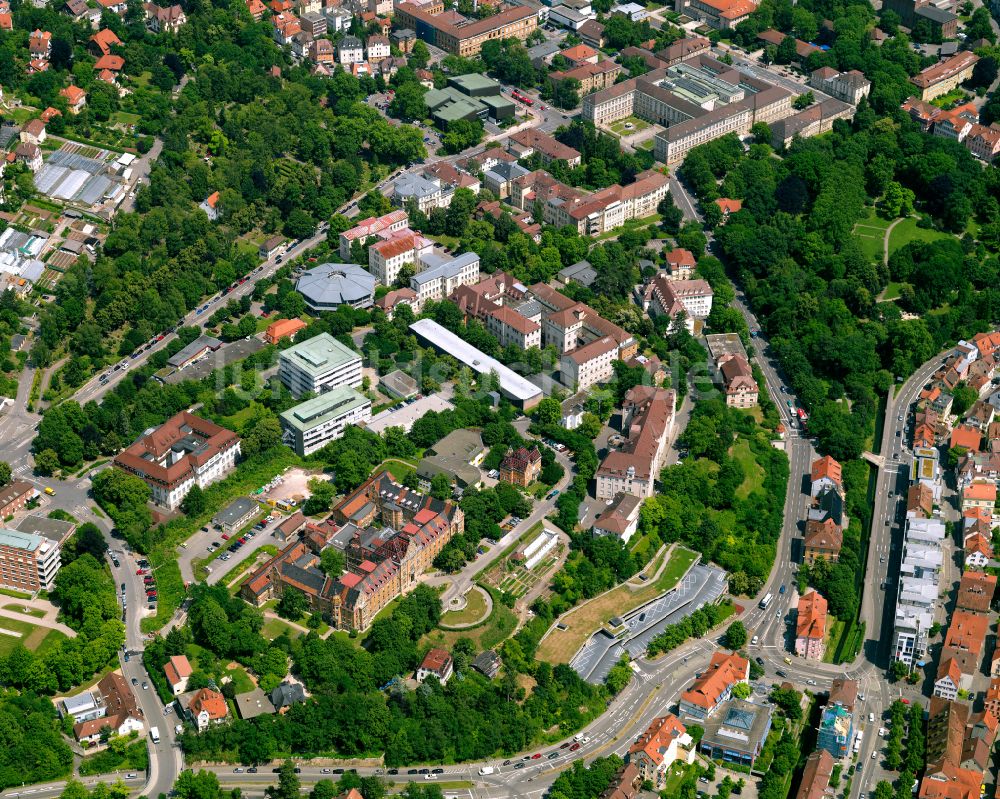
xmin=887 ymin=217 xmax=951 ymax=256
xmin=423 ymin=588 xmax=518 ymax=652
xmin=536 ymin=545 xmax=699 ymax=665
xmin=0 ymin=618 xmax=68 ymax=657
xmin=730 ymin=438 xmax=765 ymax=500
xmin=853 ymin=209 xmax=893 ymax=263
xmin=607 ymin=115 xmax=651 ymax=135
xmin=880 ymin=281 xmax=902 ymax=302
xmin=0 ymin=603 xmax=45 ymax=618
xmin=224 ymin=663 xmax=256 ymax=694
xmin=262 ymin=617 xmax=302 ymax=640
xmin=440 ymin=586 xmax=489 ymax=627
xmin=111 ymin=111 xmax=142 ymax=126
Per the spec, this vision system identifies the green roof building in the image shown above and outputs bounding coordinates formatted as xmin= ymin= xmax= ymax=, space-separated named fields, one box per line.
xmin=277 ymin=332 xmax=363 ymax=398
xmin=448 ymin=73 xmax=502 ymax=97
xmin=279 ymin=386 xmax=372 ymax=456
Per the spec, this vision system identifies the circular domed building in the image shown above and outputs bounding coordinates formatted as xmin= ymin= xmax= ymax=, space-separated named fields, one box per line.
xmin=295 ymin=262 xmax=376 ymax=312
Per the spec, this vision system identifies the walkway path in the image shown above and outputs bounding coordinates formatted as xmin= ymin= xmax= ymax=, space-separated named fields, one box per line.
xmin=0 ymin=599 xmax=77 ymax=637
xmin=883 ymin=216 xmax=906 ymax=266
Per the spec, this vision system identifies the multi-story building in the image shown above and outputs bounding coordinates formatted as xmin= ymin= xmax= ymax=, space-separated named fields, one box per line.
xmin=637 ymin=275 xmax=714 ymax=331
xmin=596 ymin=387 xmax=674 ymax=499
xmin=144 ymin=2 xmax=186 ymax=31
xmin=393 ymin=0 xmax=537 ymax=57
xmin=368 ymin=229 xmax=433 ymax=285
xmin=529 ymin=282 xmax=637 ymax=360
xmin=699 ymin=700 xmax=773 ymax=766
xmin=628 ymin=714 xmax=695 ymax=789
xmin=242 ymin=471 xmax=463 ymax=631
xmin=278 ymin=333 xmax=363 ymax=398
xmin=809 ymin=67 xmax=872 ymax=104
xmin=280 ymin=387 xmax=372 ymax=456
xmin=410 ymin=251 xmax=480 ymax=308
xmin=507 ymin=129 xmax=582 ymax=167
xmin=665 ymin=248 xmax=696 ymax=279
xmin=795 ymin=590 xmax=827 ymax=661
xmin=486 ymin=305 xmax=541 ymax=350
xmin=893 ymin=515 xmax=946 ymax=667
xmin=719 ymin=355 xmax=757 ymax=408
xmin=919 ymin=699 xmax=991 ymax=799
xmin=499 ymin=446 xmax=542 ymax=487
xmin=550 ymin=59 xmax=621 ymax=94
xmin=683 ymin=0 xmax=756 ymax=28
xmin=592 ymin=492 xmax=643 ymax=543
xmin=112 ymin=412 xmax=240 ymax=510
xmin=561 ymin=336 xmax=618 ymax=391
xmin=338 ymin=209 xmax=408 ymax=259
xmin=817 ymin=701 xmax=853 ymax=758
xmin=0 ymin=528 xmax=60 ymax=593
xmin=582 ymin=55 xmax=799 ymax=166
xmin=678 ymin=651 xmax=749 ymax=721
xmin=337 ymin=34 xmax=364 ymax=63
xmin=883 ymin=0 xmax=957 ymax=37
xmin=811 ymin=455 xmax=843 ymax=497
xmin=366 ymin=33 xmax=389 ymax=61
xmin=803 ymin=518 xmax=843 ymax=564
xmin=296 ymin=262 xmax=377 ymax=312
xmin=911 ymin=52 xmax=979 ymax=102
xmin=797 ymin=750 xmax=835 ymax=799
xmin=0 ymin=480 xmax=34 ymax=517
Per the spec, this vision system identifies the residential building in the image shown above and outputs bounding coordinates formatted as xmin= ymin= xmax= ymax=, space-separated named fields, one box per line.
xmin=803 ymin=518 xmax=843 ymax=565
xmin=164 ymin=655 xmax=193 ymax=695
xmin=392 ymin=172 xmax=459 ymax=213
xmin=280 ymin=387 xmax=372 ymax=457
xmin=144 ymin=2 xmax=186 ymax=31
xmin=278 ymin=333 xmax=363 ymax=398
xmin=592 ymin=492 xmax=642 ymax=543
xmin=0 ymin=480 xmax=34 ymax=517
xmin=500 ymin=446 xmax=542 ymax=488
xmin=409 ymin=319 xmax=543 ymax=409
xmin=628 ymin=714 xmax=695 ymax=789
xmin=73 ymin=672 xmax=145 ymax=744
xmin=28 ymin=29 xmax=51 ymax=58
xmin=393 ymin=1 xmax=537 ymax=57
xmin=529 ymin=282 xmax=637 ymax=360
xmin=811 ymin=455 xmax=843 ymax=497
xmin=665 ymin=248 xmax=696 ymax=279
xmin=483 ymin=159 xmax=531 ymax=200
xmin=795 ymin=590 xmax=827 ymax=661
xmin=596 ymin=387 xmax=675 ymax=500
xmin=797 ymin=750 xmax=835 ymax=799
xmin=678 ymin=651 xmax=749 ymax=721
xmin=965 ymin=528 xmax=993 ymax=569
xmin=59 ymin=85 xmax=87 ymax=113
xmin=828 ymin=678 xmax=858 ymax=712
xmin=637 ymin=275 xmax=714 ymax=332
xmin=507 ymin=128 xmax=582 ymax=167
xmin=270 ymin=681 xmax=306 ymax=711
xmin=956 ymin=570 xmax=996 ymax=613
xmin=699 ymin=700 xmax=773 ymax=765
xmin=14 ymin=142 xmax=42 ymax=172
xmin=181 ymin=688 xmax=229 ymax=731
xmin=817 ymin=701 xmax=854 ymax=758
xmin=337 ymin=34 xmax=364 ymax=63
xmin=962 ymin=481 xmax=996 ymax=517
xmin=920 ymin=699 xmax=991 ymax=799
xmin=410 ymin=251 xmax=481 ymax=309
xmin=199 ymin=191 xmax=220 ymax=221
xmin=416 ymin=648 xmax=454 ymax=684
xmin=551 ymin=59 xmax=622 ymax=94
xmin=265 ymin=318 xmax=307 ymax=345
xmin=20 ymin=118 xmax=46 ymax=145
xmin=719 ymin=356 xmax=757 ymax=408
xmin=89 ymin=29 xmax=122 ymax=56
xmin=242 ymin=472 xmax=463 ymax=631
xmin=911 ymin=52 xmax=979 ymax=102
xmin=938 ymin=610 xmax=989 ymax=692
xmin=366 ymin=33 xmax=389 ymax=61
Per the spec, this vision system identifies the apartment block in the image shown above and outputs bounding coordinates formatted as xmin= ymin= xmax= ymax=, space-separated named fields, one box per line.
xmin=795 ymin=590 xmax=827 ymax=661
xmin=678 ymin=651 xmax=749 ymax=721
xmin=911 ymin=52 xmax=979 ymax=102
xmin=893 ymin=516 xmax=946 ymax=667
xmin=637 ymin=275 xmax=713 ymax=331
xmin=338 ymin=209 xmax=408 ymax=259
xmin=280 ymin=387 xmax=372 ymax=456
xmin=809 ymin=67 xmax=872 ymax=104
xmin=368 ymin=228 xmax=434 ymax=286
xmin=278 ymin=333 xmax=363 ymax=398
xmin=561 ymin=335 xmax=618 ymax=391
xmin=0 ymin=527 xmax=60 ymax=593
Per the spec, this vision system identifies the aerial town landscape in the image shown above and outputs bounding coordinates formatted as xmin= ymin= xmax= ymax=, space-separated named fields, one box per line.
xmin=1 ymin=0 xmax=1000 ymax=797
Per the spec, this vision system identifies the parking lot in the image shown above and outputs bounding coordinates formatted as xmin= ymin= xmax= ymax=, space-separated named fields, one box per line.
xmin=177 ymin=501 xmax=278 ymax=584
xmin=571 ymin=563 xmax=728 ymax=684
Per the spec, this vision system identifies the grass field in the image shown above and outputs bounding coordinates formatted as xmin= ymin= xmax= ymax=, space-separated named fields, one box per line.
xmin=440 ymin=586 xmax=489 ymax=627
xmin=423 ymin=587 xmax=518 ymax=652
xmin=852 ymin=209 xmax=893 ymax=264
xmin=730 ymin=438 xmax=765 ymax=499
xmin=880 ymin=281 xmax=902 ymax=302
xmin=536 ymin=545 xmax=699 ymax=665
xmin=607 ymin=116 xmax=651 ymax=135
xmin=887 ymin=216 xmax=951 ymax=255
xmin=0 ymin=604 xmax=45 ymax=618
xmin=262 ymin=617 xmax=302 ymax=640
xmin=0 ymin=617 xmax=68 ymax=656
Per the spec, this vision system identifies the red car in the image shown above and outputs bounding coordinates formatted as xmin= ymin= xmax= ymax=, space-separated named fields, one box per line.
xmin=531 ymin=754 xmax=541 ymax=760
xmin=156 ymin=334 xmax=165 ymax=341
xmin=136 ymin=568 xmax=146 ymax=575
xmin=569 ymin=743 xmax=581 ymax=752
xmin=238 ymin=537 xmax=247 ymax=544
xmin=901 ymin=698 xmax=910 ymax=705
xmin=146 ymin=592 xmax=157 ymax=598
xmin=221 ymin=533 xmax=230 ymax=540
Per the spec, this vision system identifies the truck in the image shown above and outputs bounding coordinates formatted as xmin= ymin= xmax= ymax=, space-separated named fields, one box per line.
xmin=853 ymin=732 xmax=862 ymax=754
xmin=478 ymin=766 xmax=495 ymax=776
xmin=150 ymin=727 xmax=160 ymax=744
xmin=759 ymin=593 xmax=773 ymax=610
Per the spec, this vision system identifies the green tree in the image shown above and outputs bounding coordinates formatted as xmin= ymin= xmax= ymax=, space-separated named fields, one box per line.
xmin=303 ymin=478 xmax=336 ymax=516
xmin=276 ymin=589 xmax=309 ymax=621
xmin=320 ymin=547 xmax=345 ymax=578
xmin=722 ymin=620 xmax=747 ymax=650
xmin=430 ymin=472 xmax=452 ymax=500
xmin=181 ymin=485 xmax=206 ymax=516
xmin=0 ymin=460 xmax=10 ymax=485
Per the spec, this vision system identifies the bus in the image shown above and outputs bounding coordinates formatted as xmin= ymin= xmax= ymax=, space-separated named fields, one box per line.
xmin=759 ymin=593 xmax=773 ymax=610
xmin=853 ymin=732 xmax=862 ymax=754
xmin=796 ymin=407 xmax=808 ymax=428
